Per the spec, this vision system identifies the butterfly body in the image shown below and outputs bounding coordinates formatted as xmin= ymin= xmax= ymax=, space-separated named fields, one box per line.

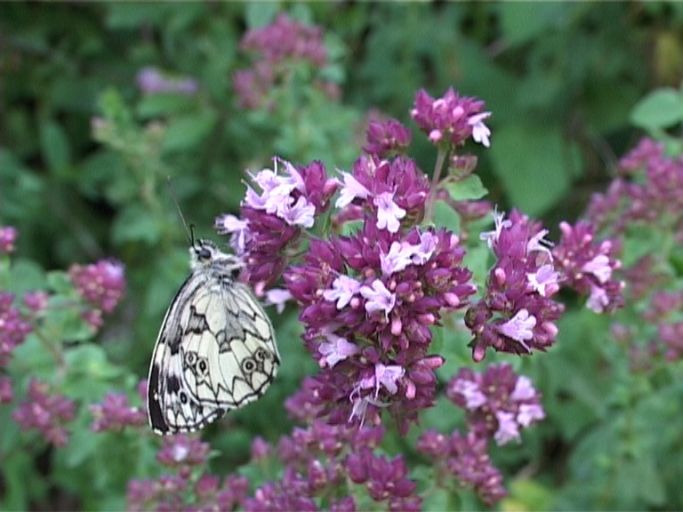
xmin=148 ymin=240 xmax=279 ymax=435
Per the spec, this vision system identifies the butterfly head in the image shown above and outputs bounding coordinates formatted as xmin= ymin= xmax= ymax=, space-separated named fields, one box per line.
xmin=190 ymin=239 xmax=243 ymax=276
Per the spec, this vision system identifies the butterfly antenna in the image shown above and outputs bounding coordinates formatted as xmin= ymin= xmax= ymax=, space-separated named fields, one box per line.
xmin=166 ymin=176 xmax=194 ymax=247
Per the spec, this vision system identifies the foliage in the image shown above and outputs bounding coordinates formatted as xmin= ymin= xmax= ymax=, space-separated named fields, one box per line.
xmin=2 ymin=3 xmax=683 ymax=511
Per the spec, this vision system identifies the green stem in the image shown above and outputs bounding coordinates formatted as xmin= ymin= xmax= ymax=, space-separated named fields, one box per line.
xmin=424 ymin=147 xmax=449 ymax=223
xmin=33 ymin=327 xmax=67 ymax=380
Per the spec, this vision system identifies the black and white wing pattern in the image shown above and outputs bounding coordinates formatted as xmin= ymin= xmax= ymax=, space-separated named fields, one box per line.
xmin=147 ymin=240 xmax=279 ymax=435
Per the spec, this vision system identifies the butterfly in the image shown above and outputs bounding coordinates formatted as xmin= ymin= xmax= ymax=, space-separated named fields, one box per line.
xmin=147 ymin=238 xmax=280 ymax=435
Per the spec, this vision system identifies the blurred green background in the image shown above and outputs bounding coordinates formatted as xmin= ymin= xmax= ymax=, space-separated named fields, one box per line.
xmin=2 ymin=2 xmax=683 ymax=510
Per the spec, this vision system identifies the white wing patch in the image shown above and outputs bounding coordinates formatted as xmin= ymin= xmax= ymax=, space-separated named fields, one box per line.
xmin=147 ymin=252 xmax=279 ymax=435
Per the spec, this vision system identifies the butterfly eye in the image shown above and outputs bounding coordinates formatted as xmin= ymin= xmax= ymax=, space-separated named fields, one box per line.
xmin=241 ymin=357 xmax=257 ymax=373
xmin=197 ymin=247 xmax=212 ymax=260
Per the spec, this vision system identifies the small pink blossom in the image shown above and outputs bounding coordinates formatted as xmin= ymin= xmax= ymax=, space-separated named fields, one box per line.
xmin=587 ymin=285 xmax=609 ymax=313
xmin=318 ymin=335 xmax=359 ymax=367
xmin=265 ymin=288 xmax=292 ymax=314
xmin=516 ymin=403 xmax=545 ymax=427
xmin=215 ymin=214 xmax=250 ymax=255
xmin=335 ymin=172 xmax=371 ymax=208
xmin=323 ymin=275 xmax=362 ymax=309
xmin=527 ymin=264 xmax=560 ymax=297
xmin=373 ymin=363 xmax=404 ymax=396
xmin=582 ymin=254 xmax=612 ymax=284
xmin=480 ymin=209 xmax=511 ymax=249
xmin=494 ymin=411 xmax=520 ymax=445
xmin=527 ymin=229 xmax=553 ymax=260
xmin=360 ymin=279 xmax=396 ymax=318
xmin=497 ymin=309 xmax=536 ymax=350
xmin=449 ymin=379 xmax=486 ymax=410
xmin=374 ymin=192 xmax=406 ymax=233
xmin=468 ymin=112 xmax=492 ymax=147
xmin=510 ymin=376 xmax=536 ymax=401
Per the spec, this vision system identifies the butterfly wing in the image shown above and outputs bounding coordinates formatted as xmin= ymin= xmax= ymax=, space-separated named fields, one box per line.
xmin=147 ymin=270 xmax=279 ymax=435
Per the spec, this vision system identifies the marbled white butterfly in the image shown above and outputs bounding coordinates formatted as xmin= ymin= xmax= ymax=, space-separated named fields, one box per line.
xmin=147 ymin=239 xmax=279 ymax=435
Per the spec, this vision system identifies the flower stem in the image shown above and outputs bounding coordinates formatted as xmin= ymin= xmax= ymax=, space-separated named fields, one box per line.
xmin=424 ymin=146 xmax=449 ymax=223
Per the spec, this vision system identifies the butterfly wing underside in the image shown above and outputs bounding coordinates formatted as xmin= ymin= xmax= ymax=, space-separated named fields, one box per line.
xmin=148 ymin=269 xmax=279 ymax=435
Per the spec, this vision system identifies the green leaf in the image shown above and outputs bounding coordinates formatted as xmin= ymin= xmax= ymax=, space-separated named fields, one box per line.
xmin=46 ymin=271 xmax=74 ymax=295
xmin=162 ymin=111 xmax=217 ymax=153
xmin=112 ymin=205 xmax=163 ymax=245
xmin=245 ymin=2 xmax=280 ymax=28
xmin=499 ymin=3 xmax=570 ymax=46
xmin=433 ymin=200 xmax=461 ymax=232
xmin=443 ymin=175 xmax=488 ymax=201
xmin=631 ymin=88 xmax=683 ymax=129
xmin=137 ymin=94 xmax=197 ymax=119
xmin=2 ymin=258 xmax=45 ymax=294
xmin=39 ymin=120 xmax=71 ymax=173
xmin=489 ymin=123 xmax=575 ymax=215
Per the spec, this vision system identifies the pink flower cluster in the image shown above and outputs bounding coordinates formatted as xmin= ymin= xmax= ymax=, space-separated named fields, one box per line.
xmin=0 ymin=292 xmax=32 ymax=367
xmin=411 ymin=87 xmax=491 ymax=147
xmin=90 ymin=392 xmax=146 ymax=432
xmin=587 ymin=137 xmax=683 ymax=238
xmin=417 ymin=430 xmax=506 ymax=505
xmin=447 ymin=364 xmax=545 ymax=445
xmin=216 ymin=158 xmax=338 ymax=290
xmin=0 ymin=225 xmax=17 ymax=254
xmin=553 ymin=221 xmax=623 ymax=313
xmin=69 ymin=259 xmax=125 ymax=329
xmin=245 ymin=421 xmax=420 ymax=512
xmin=12 ymin=379 xmax=75 ymax=447
xmin=466 ymin=210 xmax=564 ymax=361
xmin=233 ymin=14 xmax=333 ymax=109
xmin=282 ymin=154 xmax=475 ymax=432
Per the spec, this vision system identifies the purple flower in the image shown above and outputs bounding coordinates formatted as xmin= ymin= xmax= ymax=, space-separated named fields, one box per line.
xmin=23 ymin=290 xmax=49 ymax=313
xmin=0 ymin=226 xmax=17 ymax=254
xmin=215 ymin=214 xmax=250 ymax=255
xmin=90 ymin=392 xmax=146 ymax=432
xmin=619 ymin=137 xmax=665 ymax=174
xmin=527 ymin=264 xmax=561 ymax=297
xmin=69 ymin=259 xmax=125 ymax=314
xmin=12 ymin=379 xmax=75 ymax=446
xmin=497 ymin=309 xmax=536 ymax=352
xmin=234 ymin=14 xmax=329 ymax=110
xmin=374 ymin=192 xmax=406 ymax=233
xmin=0 ymin=292 xmax=32 ymax=366
xmin=136 ymin=67 xmax=199 ymax=95
xmin=360 ymin=279 xmax=396 ymax=318
xmin=363 ymin=117 xmax=412 ymax=158
xmin=411 ymin=88 xmax=491 ymax=147
xmin=336 ymin=172 xmax=371 ymax=209
xmin=468 ymin=112 xmax=492 ymax=147
xmin=467 ymin=210 xmax=564 ymax=360
xmin=216 ymin=159 xmax=338 ymax=289
xmin=241 ymin=13 xmax=327 ymax=67
xmin=334 ymin=155 xmax=430 ymax=229
xmin=417 ymin=428 xmax=506 ymax=505
xmin=285 ymin=220 xmax=473 ymax=431
xmin=553 ymin=221 xmax=623 ymax=313
xmin=447 ymin=364 xmax=545 ymax=445
xmin=323 ymin=275 xmax=362 ymax=309
xmin=264 ymin=288 xmax=292 ymax=314
xmin=251 ymin=436 xmax=271 ymax=461
xmin=318 ymin=334 xmax=359 ymax=368
xmin=445 ymin=431 xmax=507 ymax=505
xmin=157 ymin=434 xmax=210 ymax=467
